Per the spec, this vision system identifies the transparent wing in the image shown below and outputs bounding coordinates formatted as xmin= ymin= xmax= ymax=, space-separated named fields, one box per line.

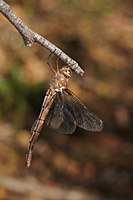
xmin=63 ymin=89 xmax=103 ymax=132
xmin=45 ymin=92 xmax=76 ymax=134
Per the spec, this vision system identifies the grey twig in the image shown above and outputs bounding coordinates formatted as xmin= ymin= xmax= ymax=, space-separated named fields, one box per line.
xmin=0 ymin=0 xmax=84 ymax=76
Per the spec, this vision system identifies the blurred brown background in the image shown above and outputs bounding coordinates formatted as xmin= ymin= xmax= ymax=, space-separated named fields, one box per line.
xmin=0 ymin=0 xmax=133 ymax=200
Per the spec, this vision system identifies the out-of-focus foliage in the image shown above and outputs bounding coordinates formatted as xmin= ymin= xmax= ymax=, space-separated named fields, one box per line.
xmin=0 ymin=0 xmax=133 ymax=200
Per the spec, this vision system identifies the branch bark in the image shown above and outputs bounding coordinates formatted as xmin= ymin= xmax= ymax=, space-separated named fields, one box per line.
xmin=0 ymin=0 xmax=84 ymax=76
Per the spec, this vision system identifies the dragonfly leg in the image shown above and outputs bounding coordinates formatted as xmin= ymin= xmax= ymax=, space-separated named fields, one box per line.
xmin=56 ymin=52 xmax=62 ymax=72
xmin=47 ymin=50 xmax=56 ymax=73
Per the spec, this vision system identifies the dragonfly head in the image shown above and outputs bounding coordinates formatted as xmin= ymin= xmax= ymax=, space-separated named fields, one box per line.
xmin=59 ymin=66 xmax=72 ymax=78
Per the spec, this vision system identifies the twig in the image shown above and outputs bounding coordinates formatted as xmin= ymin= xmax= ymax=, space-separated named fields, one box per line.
xmin=0 ymin=0 xmax=84 ymax=76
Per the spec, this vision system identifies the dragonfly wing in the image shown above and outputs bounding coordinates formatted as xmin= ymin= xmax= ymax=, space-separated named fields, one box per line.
xmin=63 ymin=89 xmax=103 ymax=132
xmin=45 ymin=92 xmax=76 ymax=134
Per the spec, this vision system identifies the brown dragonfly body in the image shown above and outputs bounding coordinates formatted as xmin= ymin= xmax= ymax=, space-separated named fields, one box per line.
xmin=26 ymin=66 xmax=103 ymax=168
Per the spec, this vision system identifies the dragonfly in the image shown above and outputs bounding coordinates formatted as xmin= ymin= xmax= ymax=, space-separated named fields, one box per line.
xmin=26 ymin=54 xmax=103 ymax=168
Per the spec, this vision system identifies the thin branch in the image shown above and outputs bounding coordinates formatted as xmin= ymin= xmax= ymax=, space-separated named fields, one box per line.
xmin=0 ymin=0 xmax=84 ymax=76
